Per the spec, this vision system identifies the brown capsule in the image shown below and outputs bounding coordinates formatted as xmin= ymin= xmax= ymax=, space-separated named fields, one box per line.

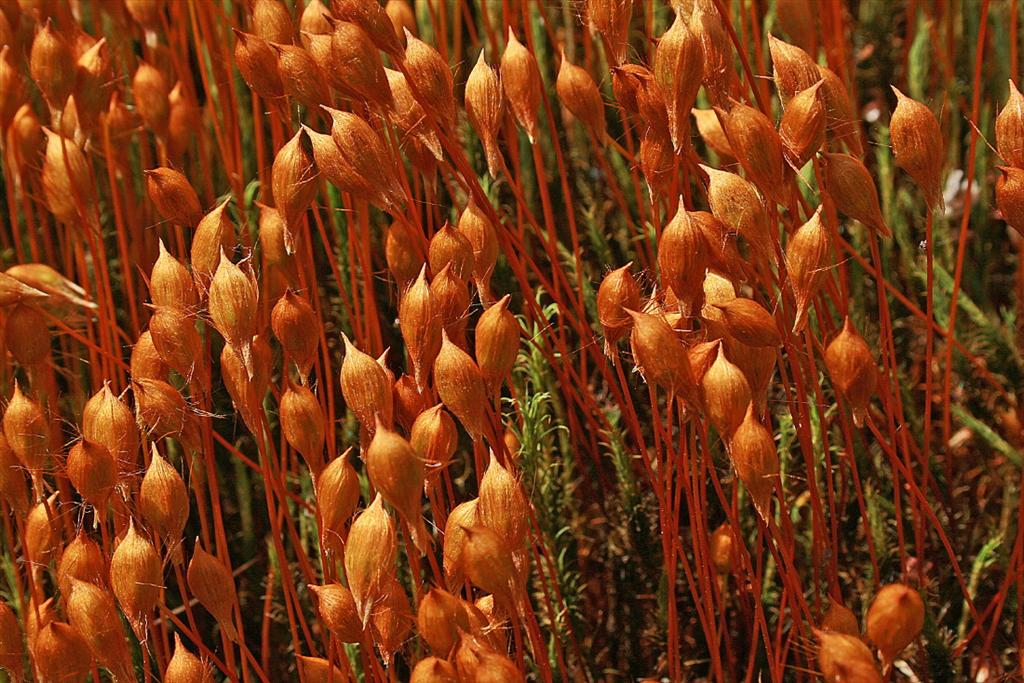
xmin=149 ymin=306 xmax=204 ymax=381
xmin=709 ymin=523 xmax=736 ymax=575
xmin=689 ymin=0 xmax=732 ymax=104
xmin=431 ymin=264 xmax=471 ymax=346
xmin=273 ymin=43 xmax=330 ymax=110
xmin=165 ymin=634 xmax=215 ymax=683
xmin=316 ymin=450 xmax=360 ymax=544
xmin=692 ymin=108 xmax=734 ymax=160
xmin=410 ymin=405 xmax=458 ymax=471
xmin=384 ymin=67 xmax=441 ymax=160
xmin=187 ymin=544 xmax=238 ymax=641
xmin=0 ymin=271 xmax=48 ymax=310
xmin=24 ymin=597 xmax=56 ymax=658
xmin=309 ymin=583 xmax=362 ymax=643
xmin=4 ymin=304 xmax=50 ymax=367
xmin=700 ymin=270 xmax=737 ymax=335
xmin=30 ymin=21 xmax=75 ymax=107
xmin=465 ymin=51 xmax=506 ymax=176
xmin=55 ymin=94 xmax=84 ymax=147
xmin=340 ymin=333 xmax=393 ymax=435
xmin=418 ymin=587 xmax=470 ymax=658
xmin=385 ymin=0 xmax=416 ymax=43
xmin=329 ymin=20 xmax=392 ymax=110
xmin=280 ymin=383 xmax=326 ymax=475
xmin=5 ymin=263 xmax=93 ymax=313
xmin=411 ymin=656 xmax=459 ymax=683
xmin=7 ymin=105 xmax=45 ymax=176
xmin=555 ymin=51 xmax=606 ymax=140
xmin=821 ymin=597 xmax=861 ymax=636
xmin=271 ymin=290 xmax=318 ymax=378
xmin=297 ymin=656 xmax=346 ymax=683
xmin=890 ymin=87 xmax=945 ymax=212
xmin=150 ymin=240 xmax=199 ymax=311
xmin=33 ymin=622 xmax=93 ymax=683
xmin=191 ymin=201 xmax=235 ymax=289
xmin=997 ymin=166 xmax=1024 ymax=234
xmin=145 ymin=167 xmax=202 ymax=228
xmin=57 ymin=532 xmax=105 ymax=598
xmin=0 ymin=435 xmax=28 ymax=514
xmin=997 ymin=80 xmax=1024 ymax=168
xmin=477 ymin=452 xmax=528 ymax=550
xmin=816 ymin=629 xmax=882 ymax=683
xmin=461 ymin=524 xmax=520 ymax=602
xmin=0 ymin=600 xmax=23 ymax=682
xmin=366 ymin=421 xmax=430 ymax=553
xmin=233 ymin=29 xmax=285 ymax=100
xmin=702 ymin=343 xmax=752 ymax=438
xmin=271 ymin=129 xmax=318 ymax=250
xmin=453 ymin=633 xmax=491 ymax=680
xmin=611 ymin=63 xmax=654 ymax=117
xmin=221 ymin=335 xmax=272 ymax=432
xmin=167 ymin=81 xmax=201 ymax=163
xmin=653 ymin=12 xmax=703 ymax=151
xmin=627 ymin=309 xmax=692 ymax=395
xmin=320 ymin=109 xmax=404 ymax=211
xmin=67 ymin=580 xmax=134 ymax=683
xmin=475 ymin=296 xmax=519 ymax=395
xmin=74 ymin=38 xmax=113 ymax=126
xmin=768 ymin=35 xmax=819 ymax=108
xmin=780 ymin=80 xmax=825 ymax=169
xmin=386 ymin=219 xmax=425 ymax=289
xmin=139 ymin=450 xmax=189 ymax=552
xmin=658 ymin=200 xmax=710 ymax=315
xmin=434 ymin=332 xmax=489 ymax=441
xmin=865 ymin=584 xmax=924 ymax=666
xmin=393 ymin=374 xmax=431 ymax=432
xmin=334 ymin=0 xmax=405 ymax=58
xmin=370 ymin=578 xmax=412 ymax=664
xmin=300 ymin=0 xmax=333 ymax=36
xmin=443 ymin=498 xmax=478 ymax=588
xmin=457 ymin=199 xmax=500 ymax=304
xmin=133 ymin=377 xmax=199 ymax=450
xmin=728 ymin=404 xmax=778 ymax=519
xmin=404 ymin=30 xmax=456 ymax=130
xmin=786 ymin=206 xmax=832 ymax=333
xmin=824 ymin=317 xmax=877 ymax=427
xmin=712 ymin=298 xmax=781 ymax=348
xmin=702 ymin=165 xmax=774 ymax=261
xmin=775 ymin=0 xmax=816 ymax=53
xmin=3 ymin=382 xmax=48 ymax=474
xmin=586 ymin=0 xmax=632 ymax=66
xmin=597 ymin=264 xmax=642 ymax=351
xmin=252 ymin=0 xmax=293 ymax=43
xmin=133 ymin=61 xmax=170 ymax=137
xmin=67 ymin=438 xmax=116 ymax=508
xmin=639 ymin=130 xmax=675 ymax=198
xmin=0 ymin=46 xmax=23 ymax=133
xmin=25 ymin=495 xmax=60 ymax=563
xmin=209 ymin=250 xmax=259 ymax=374
xmin=82 ymin=383 xmax=139 ymax=476
xmin=817 ymin=65 xmax=863 ymax=156
xmin=399 ymin=268 xmax=442 ymax=390
xmin=41 ymin=129 xmax=96 ymax=226
xmin=718 ymin=101 xmax=788 ymax=205
xmin=821 ymin=152 xmax=890 ymax=236
xmin=475 ymin=651 xmax=526 ymax=682
xmin=345 ymin=494 xmax=398 ymax=625
xmin=110 ymin=520 xmax=163 ymax=638
xmin=501 ymin=28 xmax=541 ymax=143
xmin=428 ymin=223 xmax=474 ymax=283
